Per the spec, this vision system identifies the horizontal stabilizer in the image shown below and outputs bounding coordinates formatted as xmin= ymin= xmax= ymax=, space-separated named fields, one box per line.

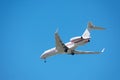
xmin=82 ymin=22 xmax=105 ymax=38
xmin=88 ymin=22 xmax=105 ymax=30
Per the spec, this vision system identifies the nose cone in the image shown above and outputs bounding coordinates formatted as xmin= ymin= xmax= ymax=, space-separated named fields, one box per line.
xmin=40 ymin=52 xmax=46 ymax=59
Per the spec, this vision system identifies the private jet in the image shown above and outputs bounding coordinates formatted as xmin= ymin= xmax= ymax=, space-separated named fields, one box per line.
xmin=40 ymin=22 xmax=105 ymax=63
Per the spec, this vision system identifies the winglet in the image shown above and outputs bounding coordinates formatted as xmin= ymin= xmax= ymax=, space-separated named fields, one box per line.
xmin=55 ymin=28 xmax=59 ymax=34
xmin=101 ymin=48 xmax=105 ymax=53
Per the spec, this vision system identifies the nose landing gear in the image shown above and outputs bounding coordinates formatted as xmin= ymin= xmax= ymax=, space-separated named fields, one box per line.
xmin=43 ymin=58 xmax=47 ymax=63
xmin=44 ymin=60 xmax=47 ymax=63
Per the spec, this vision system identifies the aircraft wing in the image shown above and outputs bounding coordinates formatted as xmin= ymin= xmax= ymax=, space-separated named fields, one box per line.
xmin=73 ymin=48 xmax=105 ymax=54
xmin=55 ymin=31 xmax=68 ymax=52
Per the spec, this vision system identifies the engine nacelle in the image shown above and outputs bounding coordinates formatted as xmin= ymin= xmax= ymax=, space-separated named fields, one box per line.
xmin=70 ymin=36 xmax=82 ymax=43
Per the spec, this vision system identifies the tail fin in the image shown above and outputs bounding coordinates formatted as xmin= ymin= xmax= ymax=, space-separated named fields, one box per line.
xmin=82 ymin=22 xmax=105 ymax=39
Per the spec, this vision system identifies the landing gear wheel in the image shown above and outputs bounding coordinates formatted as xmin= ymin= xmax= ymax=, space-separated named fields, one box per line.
xmin=71 ymin=52 xmax=75 ymax=55
xmin=44 ymin=60 xmax=46 ymax=63
xmin=44 ymin=59 xmax=47 ymax=63
xmin=88 ymin=39 xmax=90 ymax=42
xmin=64 ymin=48 xmax=68 ymax=52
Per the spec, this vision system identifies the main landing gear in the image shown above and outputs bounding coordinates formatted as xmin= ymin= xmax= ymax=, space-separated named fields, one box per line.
xmin=71 ymin=50 xmax=75 ymax=55
xmin=64 ymin=48 xmax=68 ymax=52
xmin=88 ymin=39 xmax=90 ymax=42
xmin=71 ymin=53 xmax=75 ymax=55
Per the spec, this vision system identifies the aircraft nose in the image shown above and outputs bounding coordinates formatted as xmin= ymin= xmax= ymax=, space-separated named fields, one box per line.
xmin=40 ymin=52 xmax=46 ymax=59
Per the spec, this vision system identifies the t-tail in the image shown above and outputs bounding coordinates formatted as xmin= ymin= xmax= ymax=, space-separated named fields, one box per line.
xmin=82 ymin=22 xmax=105 ymax=39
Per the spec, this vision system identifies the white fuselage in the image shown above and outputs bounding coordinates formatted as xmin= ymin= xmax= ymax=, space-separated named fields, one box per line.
xmin=40 ymin=38 xmax=90 ymax=59
xmin=40 ymin=22 xmax=105 ymax=60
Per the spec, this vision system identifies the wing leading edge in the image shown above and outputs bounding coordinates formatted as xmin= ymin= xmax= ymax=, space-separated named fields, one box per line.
xmin=55 ymin=31 xmax=68 ymax=53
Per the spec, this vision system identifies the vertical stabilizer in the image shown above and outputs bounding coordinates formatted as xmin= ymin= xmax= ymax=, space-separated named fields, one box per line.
xmin=82 ymin=22 xmax=105 ymax=39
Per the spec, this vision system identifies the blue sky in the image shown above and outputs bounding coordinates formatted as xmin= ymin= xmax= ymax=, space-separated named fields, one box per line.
xmin=1 ymin=0 xmax=120 ymax=80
